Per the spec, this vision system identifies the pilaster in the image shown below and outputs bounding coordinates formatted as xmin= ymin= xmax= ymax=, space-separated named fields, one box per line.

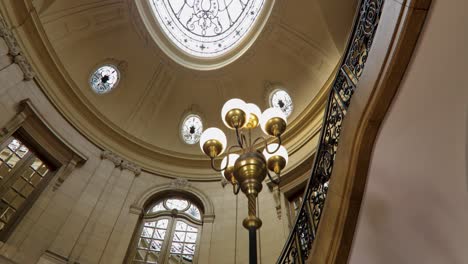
xmin=82 ymin=160 xmax=141 ymax=263
xmin=48 ymin=151 xmax=120 ymax=259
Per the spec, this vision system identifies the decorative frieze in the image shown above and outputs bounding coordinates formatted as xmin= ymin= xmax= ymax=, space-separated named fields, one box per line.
xmin=0 ymin=15 xmax=35 ymax=80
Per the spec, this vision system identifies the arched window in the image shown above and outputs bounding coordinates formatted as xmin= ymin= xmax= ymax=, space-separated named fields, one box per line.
xmin=132 ymin=197 xmax=203 ymax=263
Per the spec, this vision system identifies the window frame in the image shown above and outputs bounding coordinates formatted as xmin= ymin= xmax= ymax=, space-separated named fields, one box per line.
xmin=0 ymin=135 xmax=57 ymax=241
xmin=0 ymin=99 xmax=87 ymax=241
xmin=130 ymin=197 xmax=204 ymax=264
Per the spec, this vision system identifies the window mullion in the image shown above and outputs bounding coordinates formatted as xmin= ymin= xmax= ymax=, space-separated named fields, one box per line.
xmin=0 ymin=153 xmax=34 ymax=198
xmin=193 ymin=223 xmax=203 ymax=264
xmin=161 ymin=216 xmax=176 ymax=264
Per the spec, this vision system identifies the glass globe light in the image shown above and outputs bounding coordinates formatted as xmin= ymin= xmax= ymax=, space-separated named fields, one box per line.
xmin=220 ymin=154 xmax=240 ymax=181
xmin=200 ymin=127 xmax=227 ymax=158
xmin=245 ymin=103 xmax=262 ymax=128
xmin=260 ymin=107 xmax=287 ymax=136
xmin=221 ymin=98 xmax=249 ymax=129
xmin=263 ymin=143 xmax=289 ymax=173
xmin=263 ymin=144 xmax=289 ymax=164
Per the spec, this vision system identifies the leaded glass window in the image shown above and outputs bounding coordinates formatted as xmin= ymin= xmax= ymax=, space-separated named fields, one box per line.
xmin=0 ymin=136 xmax=54 ymax=240
xmin=149 ymin=0 xmax=266 ymax=57
xmin=181 ymin=114 xmax=203 ymax=145
xmin=89 ymin=65 xmax=120 ymax=94
xmin=133 ymin=197 xmax=203 ymax=263
xmin=270 ymin=89 xmax=293 ymax=118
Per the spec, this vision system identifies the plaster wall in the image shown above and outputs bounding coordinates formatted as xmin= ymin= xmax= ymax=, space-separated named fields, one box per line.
xmin=0 ymin=41 xmax=288 ymax=263
xmin=349 ymin=0 xmax=468 ymax=263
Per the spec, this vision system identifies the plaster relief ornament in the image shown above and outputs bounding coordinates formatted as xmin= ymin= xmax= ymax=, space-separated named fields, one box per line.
xmin=150 ymin=0 xmax=266 ymax=57
xmin=170 ymin=178 xmax=191 ymax=189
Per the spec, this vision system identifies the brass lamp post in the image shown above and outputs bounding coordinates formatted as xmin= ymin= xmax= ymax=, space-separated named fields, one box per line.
xmin=199 ymin=99 xmax=289 ymax=264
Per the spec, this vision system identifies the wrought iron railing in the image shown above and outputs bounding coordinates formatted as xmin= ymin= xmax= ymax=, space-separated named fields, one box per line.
xmin=277 ymin=0 xmax=384 ymax=263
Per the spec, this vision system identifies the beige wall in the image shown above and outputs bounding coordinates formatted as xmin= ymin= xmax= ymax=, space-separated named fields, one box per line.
xmin=349 ymin=0 xmax=468 ymax=263
xmin=0 ymin=36 xmax=289 ymax=264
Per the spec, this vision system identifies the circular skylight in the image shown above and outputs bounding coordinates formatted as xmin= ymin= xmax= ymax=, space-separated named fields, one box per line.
xmin=149 ymin=0 xmax=266 ymax=57
xmin=181 ymin=114 xmax=203 ymax=144
xmin=89 ymin=65 xmax=120 ymax=94
xmin=270 ymin=89 xmax=293 ymax=117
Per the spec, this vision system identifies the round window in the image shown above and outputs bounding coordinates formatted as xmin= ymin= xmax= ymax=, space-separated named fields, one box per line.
xmin=181 ymin=114 xmax=203 ymax=144
xmin=270 ymin=89 xmax=293 ymax=117
xmin=89 ymin=65 xmax=120 ymax=94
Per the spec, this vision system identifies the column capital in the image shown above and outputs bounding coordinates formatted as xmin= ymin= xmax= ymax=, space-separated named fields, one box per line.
xmin=101 ymin=150 xmax=122 ymax=166
xmin=121 ymin=160 xmax=141 ymax=176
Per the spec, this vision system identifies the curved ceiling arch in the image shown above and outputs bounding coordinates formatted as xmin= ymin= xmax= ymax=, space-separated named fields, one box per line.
xmin=12 ymin=0 xmax=357 ymax=180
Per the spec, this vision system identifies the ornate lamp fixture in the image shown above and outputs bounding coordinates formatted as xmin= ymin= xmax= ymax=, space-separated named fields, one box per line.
xmin=199 ymin=98 xmax=289 ymax=264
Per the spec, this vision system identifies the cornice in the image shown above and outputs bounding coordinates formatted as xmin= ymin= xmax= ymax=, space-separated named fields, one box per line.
xmin=0 ymin=0 xmax=330 ymax=181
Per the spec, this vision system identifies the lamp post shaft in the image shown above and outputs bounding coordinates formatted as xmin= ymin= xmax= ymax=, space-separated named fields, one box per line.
xmin=243 ymin=193 xmax=260 ymax=264
xmin=249 ymin=227 xmax=257 ymax=264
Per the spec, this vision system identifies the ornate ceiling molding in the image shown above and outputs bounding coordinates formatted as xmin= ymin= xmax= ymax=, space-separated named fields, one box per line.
xmin=39 ymin=1 xmax=128 ymax=49
xmin=0 ymin=0 xmax=335 ymax=181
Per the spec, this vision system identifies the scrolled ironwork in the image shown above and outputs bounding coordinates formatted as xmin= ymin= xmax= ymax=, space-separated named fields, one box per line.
xmin=277 ymin=0 xmax=384 ymax=263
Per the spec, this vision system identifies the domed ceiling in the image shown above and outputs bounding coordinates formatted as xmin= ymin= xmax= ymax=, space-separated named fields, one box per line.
xmin=28 ymin=0 xmax=357 ymax=180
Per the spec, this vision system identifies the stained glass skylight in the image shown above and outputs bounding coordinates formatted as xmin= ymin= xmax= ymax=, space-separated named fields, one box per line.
xmin=270 ymin=89 xmax=293 ymax=117
xmin=149 ymin=0 xmax=266 ymax=57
